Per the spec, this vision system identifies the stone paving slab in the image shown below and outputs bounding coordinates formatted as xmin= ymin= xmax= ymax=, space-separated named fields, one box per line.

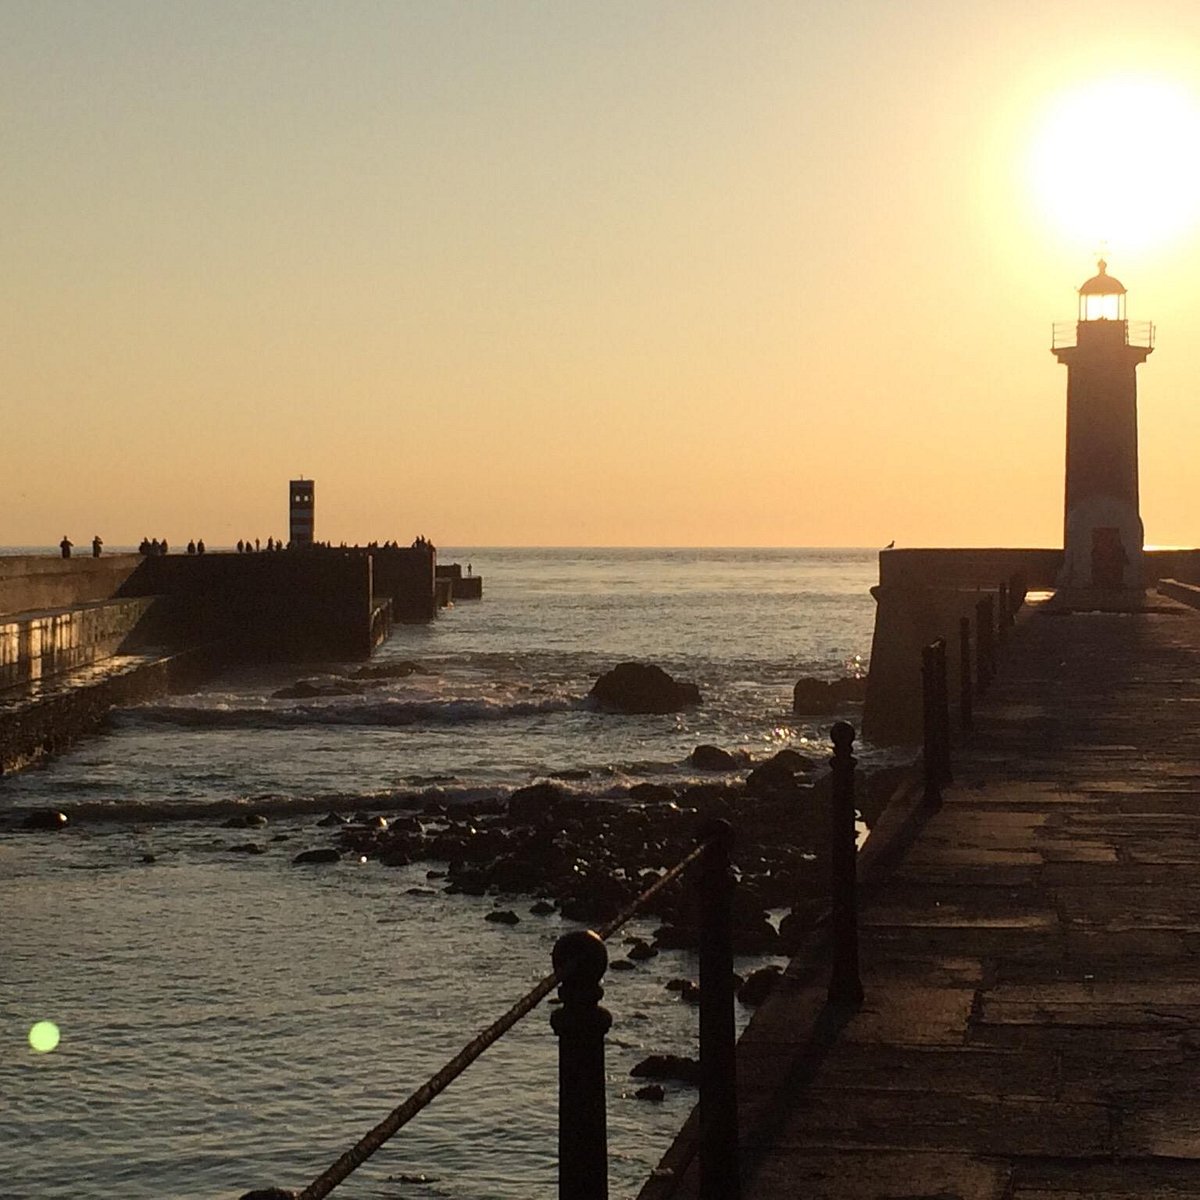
xmin=766 ymin=1090 xmax=1112 ymax=1157
xmin=641 ymin=596 xmax=1200 ymax=1198
xmin=747 ymin=1149 xmax=1011 ymax=1199
xmin=723 ymin=595 xmax=1200 ymax=1198
xmin=1010 ymin=1159 xmax=1200 ymax=1198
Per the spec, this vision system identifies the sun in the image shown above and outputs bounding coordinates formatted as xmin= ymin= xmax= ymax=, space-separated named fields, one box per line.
xmin=1028 ymin=75 xmax=1200 ymax=254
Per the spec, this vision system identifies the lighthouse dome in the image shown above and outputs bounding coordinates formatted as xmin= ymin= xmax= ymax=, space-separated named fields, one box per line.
xmin=1079 ymin=260 xmax=1126 ymax=295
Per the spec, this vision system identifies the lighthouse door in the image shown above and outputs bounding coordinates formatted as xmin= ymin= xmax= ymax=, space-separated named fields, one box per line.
xmin=1090 ymin=527 xmax=1128 ymax=590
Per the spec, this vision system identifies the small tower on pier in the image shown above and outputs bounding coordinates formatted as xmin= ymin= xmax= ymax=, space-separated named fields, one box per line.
xmin=1053 ymin=261 xmax=1153 ymax=590
xmin=289 ymin=478 xmax=315 ymax=549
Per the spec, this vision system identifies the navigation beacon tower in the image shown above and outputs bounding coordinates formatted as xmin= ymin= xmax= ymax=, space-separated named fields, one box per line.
xmin=289 ymin=478 xmax=315 ymax=548
xmin=1052 ymin=261 xmax=1154 ymax=590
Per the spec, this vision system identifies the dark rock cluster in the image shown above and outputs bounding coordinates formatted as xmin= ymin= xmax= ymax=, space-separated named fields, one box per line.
xmin=589 ymin=662 xmax=701 ymax=714
xmin=317 ymin=750 xmax=909 ymax=958
xmin=792 ymin=675 xmax=868 ymax=715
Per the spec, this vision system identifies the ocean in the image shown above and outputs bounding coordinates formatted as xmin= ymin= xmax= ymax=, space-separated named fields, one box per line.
xmin=0 ymin=547 xmax=879 ymax=1199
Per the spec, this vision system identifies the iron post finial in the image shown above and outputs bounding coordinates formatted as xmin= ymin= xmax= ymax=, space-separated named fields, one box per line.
xmin=552 ymin=929 xmax=608 ymax=987
xmin=831 ymin=721 xmax=856 ymax=752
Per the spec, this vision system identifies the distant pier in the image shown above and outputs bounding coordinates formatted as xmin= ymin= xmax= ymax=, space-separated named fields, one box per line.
xmin=0 ymin=545 xmax=444 ymax=772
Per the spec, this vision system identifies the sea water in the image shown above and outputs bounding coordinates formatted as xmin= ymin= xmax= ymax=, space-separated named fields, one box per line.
xmin=0 ymin=548 xmax=878 ymax=1199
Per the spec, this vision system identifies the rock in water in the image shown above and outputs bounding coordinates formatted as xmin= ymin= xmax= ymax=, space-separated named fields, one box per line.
xmin=291 ymin=848 xmax=341 ymax=865
xmin=792 ymin=677 xmax=836 ymax=714
xmin=738 ymin=965 xmax=783 ymax=1006
xmin=688 ymin=744 xmax=739 ymax=770
xmin=508 ymin=781 xmax=564 ymax=824
xmin=631 ymin=1054 xmax=701 ymax=1085
xmin=792 ymin=674 xmax=866 ymax=713
xmin=22 ymin=809 xmax=69 ymax=831
xmin=590 ymin=663 xmax=701 ymax=714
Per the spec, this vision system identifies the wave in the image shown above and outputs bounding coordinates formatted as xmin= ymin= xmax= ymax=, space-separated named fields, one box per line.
xmin=115 ymin=695 xmax=580 ymax=731
xmin=0 ymin=784 xmax=510 ymax=826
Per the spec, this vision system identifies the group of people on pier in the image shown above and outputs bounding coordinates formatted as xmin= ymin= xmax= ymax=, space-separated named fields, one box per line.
xmin=57 ymin=533 xmax=440 ymax=559
xmin=137 ymin=538 xmax=194 ymax=556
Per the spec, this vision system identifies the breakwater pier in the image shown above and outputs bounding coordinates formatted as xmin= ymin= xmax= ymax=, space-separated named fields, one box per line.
xmin=0 ymin=546 xmax=441 ymax=772
xmin=639 ymin=577 xmax=1200 ymax=1198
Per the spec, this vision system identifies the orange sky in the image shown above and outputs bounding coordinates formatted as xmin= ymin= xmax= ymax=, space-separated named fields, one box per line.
xmin=5 ymin=1 xmax=1200 ymax=548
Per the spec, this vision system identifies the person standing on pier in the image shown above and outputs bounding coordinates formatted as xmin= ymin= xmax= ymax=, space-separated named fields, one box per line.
xmin=91 ymin=535 xmax=103 ymax=558
xmin=59 ymin=536 xmax=73 ymax=559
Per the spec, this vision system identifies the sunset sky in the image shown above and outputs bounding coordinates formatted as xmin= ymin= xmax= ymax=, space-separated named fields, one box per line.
xmin=6 ymin=0 xmax=1200 ymax=548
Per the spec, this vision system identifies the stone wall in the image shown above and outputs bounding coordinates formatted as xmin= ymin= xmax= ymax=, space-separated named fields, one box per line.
xmin=864 ymin=548 xmax=1057 ymax=745
xmin=864 ymin=546 xmax=1200 ymax=745
xmin=117 ymin=552 xmax=376 ymax=661
xmin=371 ymin=547 xmax=438 ymax=622
xmin=0 ymin=597 xmax=160 ymax=689
xmin=0 ymin=555 xmax=144 ymax=618
xmin=0 ymin=649 xmax=211 ymax=774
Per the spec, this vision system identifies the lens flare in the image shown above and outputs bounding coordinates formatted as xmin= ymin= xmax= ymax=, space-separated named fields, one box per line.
xmin=29 ymin=1021 xmax=61 ymax=1053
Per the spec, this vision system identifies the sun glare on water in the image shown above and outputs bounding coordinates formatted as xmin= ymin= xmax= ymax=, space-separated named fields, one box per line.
xmin=1029 ymin=75 xmax=1200 ymax=253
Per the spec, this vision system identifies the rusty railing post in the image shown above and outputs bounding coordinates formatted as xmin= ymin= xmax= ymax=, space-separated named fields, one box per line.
xmin=921 ymin=644 xmax=942 ymax=808
xmin=828 ymin=721 xmax=864 ymax=1007
xmin=933 ymin=637 xmax=952 ymax=786
xmin=699 ymin=819 xmax=740 ymax=1200
xmin=958 ymin=615 xmax=973 ymax=734
xmin=551 ymin=930 xmax=612 ymax=1200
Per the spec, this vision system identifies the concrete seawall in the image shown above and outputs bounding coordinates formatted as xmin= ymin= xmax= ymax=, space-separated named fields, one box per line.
xmin=863 ymin=546 xmax=1200 ymax=744
xmin=0 ymin=554 xmax=145 ymax=615
xmin=0 ymin=649 xmax=212 ymax=774
xmin=116 ymin=552 xmax=377 ymax=660
xmin=0 ymin=547 xmax=441 ymax=771
xmin=0 ymin=597 xmax=160 ymax=689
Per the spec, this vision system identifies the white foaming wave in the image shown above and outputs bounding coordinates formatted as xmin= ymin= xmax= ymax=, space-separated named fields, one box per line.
xmin=114 ymin=694 xmax=582 ymax=731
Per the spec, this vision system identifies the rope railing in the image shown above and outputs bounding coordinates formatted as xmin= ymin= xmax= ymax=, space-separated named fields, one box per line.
xmin=242 ymin=832 xmax=722 ymax=1200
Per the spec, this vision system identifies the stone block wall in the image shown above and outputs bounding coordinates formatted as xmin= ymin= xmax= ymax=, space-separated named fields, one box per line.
xmin=118 ymin=552 xmax=375 ymax=660
xmin=0 ymin=555 xmax=144 ymax=619
xmin=0 ymin=597 xmax=159 ymax=689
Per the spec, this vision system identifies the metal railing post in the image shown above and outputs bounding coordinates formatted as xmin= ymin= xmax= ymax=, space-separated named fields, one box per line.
xmin=975 ymin=597 xmax=992 ymax=693
xmin=958 ymin=615 xmax=973 ymax=734
xmin=933 ymin=637 xmax=952 ymax=786
xmin=997 ymin=582 xmax=1010 ymax=645
xmin=983 ymin=595 xmax=996 ymax=681
xmin=698 ymin=819 xmax=740 ymax=1200
xmin=828 ymin=721 xmax=864 ymax=1006
xmin=921 ymin=645 xmax=942 ymax=808
xmin=551 ymin=930 xmax=612 ymax=1200
xmin=1011 ymin=570 xmax=1026 ymax=612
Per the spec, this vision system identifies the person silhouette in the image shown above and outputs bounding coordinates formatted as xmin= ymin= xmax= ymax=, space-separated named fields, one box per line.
xmin=60 ymin=536 xmax=73 ymax=559
xmin=91 ymin=535 xmax=103 ymax=558
xmin=197 ymin=539 xmax=206 ymax=554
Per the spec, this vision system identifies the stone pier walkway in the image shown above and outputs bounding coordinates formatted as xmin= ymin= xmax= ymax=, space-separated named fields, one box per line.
xmin=647 ymin=591 xmax=1200 ymax=1199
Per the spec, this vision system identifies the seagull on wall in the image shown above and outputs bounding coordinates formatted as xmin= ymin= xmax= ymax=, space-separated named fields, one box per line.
xmin=884 ymin=540 xmax=895 ymax=549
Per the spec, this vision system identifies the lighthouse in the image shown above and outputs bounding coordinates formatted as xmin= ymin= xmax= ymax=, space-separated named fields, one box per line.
xmin=1053 ymin=262 xmax=1154 ymax=590
xmin=289 ymin=478 xmax=315 ymax=548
